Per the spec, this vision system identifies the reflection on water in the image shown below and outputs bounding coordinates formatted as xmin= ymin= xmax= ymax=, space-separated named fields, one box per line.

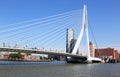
xmin=0 ymin=61 xmax=66 ymax=66
xmin=0 ymin=61 xmax=120 ymax=77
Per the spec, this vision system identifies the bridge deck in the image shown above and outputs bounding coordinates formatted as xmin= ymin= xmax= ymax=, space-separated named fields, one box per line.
xmin=0 ymin=47 xmax=87 ymax=58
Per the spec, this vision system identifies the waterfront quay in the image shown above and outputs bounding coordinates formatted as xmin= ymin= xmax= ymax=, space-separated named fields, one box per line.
xmin=0 ymin=41 xmax=120 ymax=63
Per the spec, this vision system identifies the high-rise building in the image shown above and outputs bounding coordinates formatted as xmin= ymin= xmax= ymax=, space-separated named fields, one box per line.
xmin=66 ymin=29 xmax=74 ymax=53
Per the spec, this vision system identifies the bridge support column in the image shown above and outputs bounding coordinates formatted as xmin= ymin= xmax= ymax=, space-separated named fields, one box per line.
xmin=86 ymin=56 xmax=92 ymax=63
xmin=87 ymin=58 xmax=92 ymax=63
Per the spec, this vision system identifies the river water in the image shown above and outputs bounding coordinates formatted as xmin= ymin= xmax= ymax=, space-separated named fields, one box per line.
xmin=0 ymin=61 xmax=120 ymax=77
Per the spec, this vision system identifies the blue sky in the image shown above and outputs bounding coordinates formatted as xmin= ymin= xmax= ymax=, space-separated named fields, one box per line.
xmin=0 ymin=0 xmax=120 ymax=51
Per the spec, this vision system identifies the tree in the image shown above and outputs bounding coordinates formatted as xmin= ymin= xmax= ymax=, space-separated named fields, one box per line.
xmin=9 ymin=52 xmax=22 ymax=60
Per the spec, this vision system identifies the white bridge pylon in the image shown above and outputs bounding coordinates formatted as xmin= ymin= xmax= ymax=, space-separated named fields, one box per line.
xmin=72 ymin=5 xmax=101 ymax=62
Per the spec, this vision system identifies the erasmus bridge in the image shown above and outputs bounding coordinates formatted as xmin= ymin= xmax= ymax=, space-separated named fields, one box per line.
xmin=0 ymin=5 xmax=101 ymax=63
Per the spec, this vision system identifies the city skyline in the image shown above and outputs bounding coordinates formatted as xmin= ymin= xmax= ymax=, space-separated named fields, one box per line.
xmin=0 ymin=0 xmax=119 ymax=51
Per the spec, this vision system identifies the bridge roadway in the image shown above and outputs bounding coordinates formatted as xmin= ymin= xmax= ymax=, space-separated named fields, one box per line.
xmin=0 ymin=47 xmax=87 ymax=58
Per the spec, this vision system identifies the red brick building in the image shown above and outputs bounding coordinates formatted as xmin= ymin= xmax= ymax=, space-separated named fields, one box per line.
xmin=95 ymin=48 xmax=120 ymax=60
xmin=89 ymin=42 xmax=95 ymax=57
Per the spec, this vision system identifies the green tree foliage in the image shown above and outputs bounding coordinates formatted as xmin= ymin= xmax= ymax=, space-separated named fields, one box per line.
xmin=9 ymin=52 xmax=22 ymax=59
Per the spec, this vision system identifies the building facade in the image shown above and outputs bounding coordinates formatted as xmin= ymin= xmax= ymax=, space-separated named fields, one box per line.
xmin=95 ymin=48 xmax=120 ymax=60
xmin=66 ymin=28 xmax=74 ymax=53
xmin=89 ymin=42 xmax=95 ymax=57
